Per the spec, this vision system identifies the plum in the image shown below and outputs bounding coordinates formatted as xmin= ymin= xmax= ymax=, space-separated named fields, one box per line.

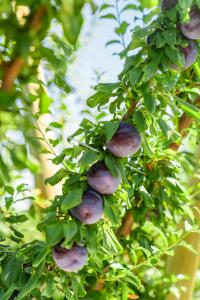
xmin=52 ymin=245 xmax=88 ymax=272
xmin=87 ymin=161 xmax=121 ymax=195
xmin=106 ymin=122 xmax=141 ymax=158
xmin=180 ymin=6 xmax=200 ymax=40
xmin=171 ymin=40 xmax=198 ymax=70
xmin=161 ymin=0 xmax=177 ymax=10
xmin=70 ymin=189 xmax=103 ymax=224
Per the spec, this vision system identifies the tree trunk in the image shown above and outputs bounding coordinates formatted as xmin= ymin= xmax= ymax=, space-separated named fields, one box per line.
xmin=167 ymin=147 xmax=200 ymax=300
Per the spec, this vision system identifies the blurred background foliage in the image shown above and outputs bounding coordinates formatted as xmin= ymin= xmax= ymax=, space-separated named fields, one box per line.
xmin=0 ymin=0 xmax=200 ymax=299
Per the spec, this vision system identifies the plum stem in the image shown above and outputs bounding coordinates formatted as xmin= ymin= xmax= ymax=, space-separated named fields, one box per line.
xmin=122 ymin=100 xmax=137 ymax=121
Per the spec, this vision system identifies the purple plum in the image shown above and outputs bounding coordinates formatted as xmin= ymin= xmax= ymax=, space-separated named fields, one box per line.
xmin=87 ymin=161 xmax=121 ymax=195
xmin=161 ymin=0 xmax=177 ymax=10
xmin=106 ymin=122 xmax=141 ymax=158
xmin=52 ymin=245 xmax=88 ymax=272
xmin=180 ymin=6 xmax=200 ymax=40
xmin=70 ymin=189 xmax=103 ymax=224
xmin=171 ymin=40 xmax=198 ymax=70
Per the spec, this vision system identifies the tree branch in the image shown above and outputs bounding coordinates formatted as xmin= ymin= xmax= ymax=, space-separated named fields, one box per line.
xmin=1 ymin=5 xmax=47 ymax=91
xmin=122 ymin=100 xmax=136 ymax=121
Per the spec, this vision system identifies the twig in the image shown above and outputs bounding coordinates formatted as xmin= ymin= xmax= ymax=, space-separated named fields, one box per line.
xmin=34 ymin=120 xmax=57 ymax=156
xmin=122 ymin=100 xmax=137 ymax=121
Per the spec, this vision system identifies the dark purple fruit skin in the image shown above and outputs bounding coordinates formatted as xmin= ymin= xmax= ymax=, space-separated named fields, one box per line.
xmin=70 ymin=189 xmax=103 ymax=224
xmin=106 ymin=122 xmax=141 ymax=158
xmin=171 ymin=40 xmax=198 ymax=70
xmin=180 ymin=6 xmax=200 ymax=40
xmin=87 ymin=161 xmax=121 ymax=195
xmin=161 ymin=0 xmax=177 ymax=10
xmin=52 ymin=245 xmax=88 ymax=272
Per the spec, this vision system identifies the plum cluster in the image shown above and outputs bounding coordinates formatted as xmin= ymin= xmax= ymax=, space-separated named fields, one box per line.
xmin=162 ymin=0 xmax=200 ymax=70
xmin=52 ymin=122 xmax=141 ymax=272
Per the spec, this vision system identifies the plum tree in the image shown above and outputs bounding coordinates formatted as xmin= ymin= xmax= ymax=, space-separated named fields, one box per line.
xmin=161 ymin=0 xmax=177 ymax=10
xmin=180 ymin=6 xmax=200 ymax=40
xmin=52 ymin=245 xmax=88 ymax=272
xmin=87 ymin=161 xmax=121 ymax=194
xmin=171 ymin=40 xmax=198 ymax=70
xmin=106 ymin=122 xmax=141 ymax=158
xmin=70 ymin=189 xmax=103 ymax=224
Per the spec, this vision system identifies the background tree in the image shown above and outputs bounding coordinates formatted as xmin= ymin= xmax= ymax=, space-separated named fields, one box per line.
xmin=0 ymin=0 xmax=200 ymax=299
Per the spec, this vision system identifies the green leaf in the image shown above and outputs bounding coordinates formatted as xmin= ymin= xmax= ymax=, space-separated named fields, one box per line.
xmin=139 ymin=186 xmax=153 ymax=208
xmin=142 ymin=59 xmax=160 ymax=82
xmin=1 ymin=255 xmax=23 ymax=287
xmin=59 ymin=0 xmax=84 ymax=45
xmin=105 ymin=39 xmax=121 ymax=47
xmin=165 ymin=46 xmax=184 ymax=67
xmin=134 ymin=111 xmax=147 ymax=132
xmin=115 ymin=21 xmax=129 ymax=35
xmin=104 ymin=121 xmax=119 ymax=140
xmin=61 ymin=188 xmax=83 ymax=211
xmin=16 ymin=262 xmax=44 ymax=300
xmin=45 ymin=168 xmax=67 ymax=186
xmin=33 ymin=246 xmax=49 ymax=268
xmin=175 ymin=96 xmax=200 ymax=119
xmin=103 ymin=227 xmax=123 ymax=255
xmin=105 ymin=153 xmax=119 ymax=178
xmin=158 ymin=119 xmax=169 ymax=138
xmin=121 ymin=4 xmax=138 ymax=12
xmin=100 ymin=4 xmax=114 ymax=11
xmin=79 ymin=150 xmax=97 ymax=167
xmin=101 ymin=13 xmax=117 ymax=20
xmin=46 ymin=223 xmax=63 ymax=246
xmin=142 ymin=133 xmax=154 ymax=156
xmin=0 ymin=156 xmax=10 ymax=182
xmin=39 ymin=91 xmax=52 ymax=114
xmin=5 ymin=215 xmax=28 ymax=223
xmin=4 ymin=186 xmax=14 ymax=195
xmin=63 ymin=220 xmax=78 ymax=244
xmin=104 ymin=197 xmax=119 ymax=226
xmin=85 ymin=225 xmax=98 ymax=250
xmin=144 ymin=93 xmax=156 ymax=113
xmin=1 ymin=284 xmax=16 ymax=300
xmin=49 ymin=122 xmax=63 ymax=128
xmin=128 ymin=68 xmax=142 ymax=87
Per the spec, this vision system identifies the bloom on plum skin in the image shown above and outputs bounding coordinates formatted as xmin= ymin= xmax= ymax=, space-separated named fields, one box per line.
xmin=180 ymin=6 xmax=200 ymax=40
xmin=106 ymin=122 xmax=141 ymax=158
xmin=87 ymin=161 xmax=121 ymax=195
xmin=52 ymin=245 xmax=88 ymax=272
xmin=70 ymin=189 xmax=103 ymax=224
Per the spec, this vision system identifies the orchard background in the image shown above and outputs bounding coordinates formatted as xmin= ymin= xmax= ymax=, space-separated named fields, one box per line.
xmin=0 ymin=0 xmax=200 ymax=299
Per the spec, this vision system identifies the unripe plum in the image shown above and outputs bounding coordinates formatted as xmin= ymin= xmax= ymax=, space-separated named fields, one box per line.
xmin=52 ymin=245 xmax=88 ymax=272
xmin=171 ymin=40 xmax=198 ymax=70
xmin=161 ymin=0 xmax=177 ymax=10
xmin=70 ymin=189 xmax=103 ymax=224
xmin=87 ymin=161 xmax=121 ymax=195
xmin=106 ymin=122 xmax=141 ymax=158
xmin=180 ymin=6 xmax=200 ymax=40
